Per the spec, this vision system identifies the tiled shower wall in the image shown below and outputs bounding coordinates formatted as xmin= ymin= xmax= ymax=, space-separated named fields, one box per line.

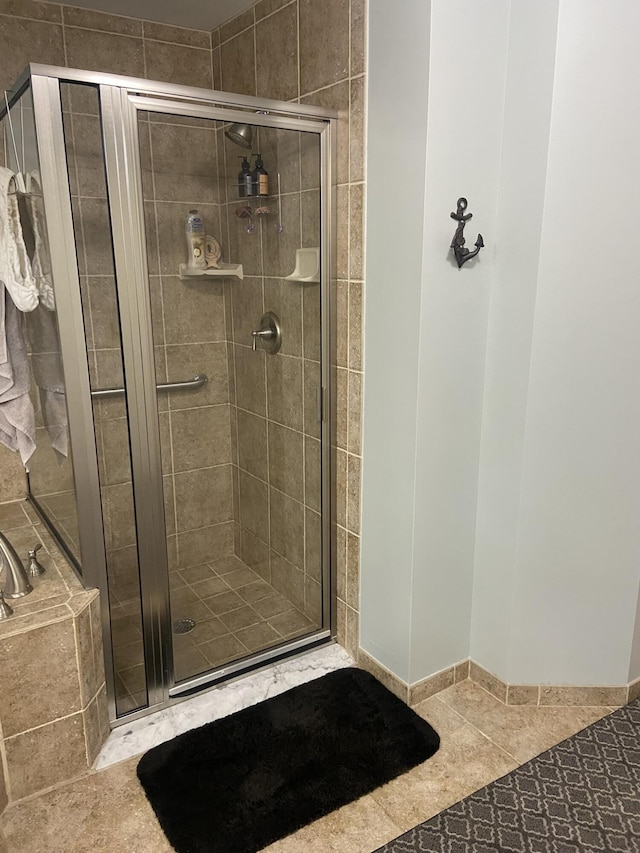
xmin=220 ymin=123 xmax=323 ymax=623
xmin=213 ymin=0 xmax=366 ymax=657
xmin=0 ymin=0 xmax=366 ymax=659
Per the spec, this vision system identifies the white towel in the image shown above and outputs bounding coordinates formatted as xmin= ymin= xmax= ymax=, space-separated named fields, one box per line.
xmin=0 ymin=166 xmax=39 ymax=312
xmin=0 ymin=289 xmax=36 ymax=467
xmin=26 ymin=303 xmax=68 ymax=461
xmin=25 ymin=173 xmax=55 ymax=310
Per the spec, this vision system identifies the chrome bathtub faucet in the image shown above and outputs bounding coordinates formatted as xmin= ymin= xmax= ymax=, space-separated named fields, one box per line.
xmin=0 ymin=531 xmax=33 ymax=618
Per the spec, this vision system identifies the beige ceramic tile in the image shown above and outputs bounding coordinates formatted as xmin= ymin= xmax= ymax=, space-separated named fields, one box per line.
xmin=62 ymin=6 xmax=142 ymax=35
xmin=235 ymin=346 xmax=267 ymax=417
xmin=357 ymin=650 xmax=408 ymax=703
xmin=0 ymin=17 xmax=64 ymax=91
xmin=174 ymin=466 xmax=234 ymax=531
xmin=262 ymin=792 xmax=400 ymax=853
xmin=1 ymin=758 xmax=173 ymax=853
xmin=268 ymin=425 xmax=304 ymax=506
xmin=270 ymin=490 xmax=304 ymax=568
xmin=301 ymin=81 xmax=350 ymax=185
xmin=438 ymin=680 xmax=613 ymax=764
xmin=271 ymin=554 xmax=305 ymax=611
xmin=220 ymin=28 xmax=256 ymax=97
xmin=176 ymin=523 xmax=234 ymax=568
xmin=454 ymin=660 xmax=470 ymax=682
xmin=254 ymin=0 xmax=293 ymax=22
xmin=64 ymin=27 xmax=144 ymax=77
xmin=263 ymin=279 xmax=302 ymax=357
xmin=255 ymin=4 xmax=298 ymax=102
xmin=346 ymin=531 xmax=360 ymax=610
xmin=0 ymin=759 xmax=6 ymax=816
xmin=539 ymin=685 xmax=627 ymax=707
xmin=409 ymin=667 xmax=455 ymax=706
xmin=237 ymin=410 xmax=268 ymax=481
xmin=507 ymin=684 xmax=540 ymax=705
xmin=413 ymin=694 xmax=467 ymax=737
xmin=349 ymin=77 xmax=365 ymax=184
xmin=370 ymin=722 xmax=517 ymax=833
xmin=304 ymin=436 xmax=321 ymax=513
xmin=170 ymin=405 xmax=231 ymax=471
xmin=350 ymin=0 xmax=366 ymax=76
xmin=5 ymin=712 xmax=89 ymax=799
xmin=220 ymin=6 xmax=254 ymax=43
xmin=0 ymin=0 xmax=61 ymax=22
xmin=304 ymin=507 xmax=322 ymax=584
xmin=145 ymin=40 xmax=213 ymax=89
xmin=143 ymin=20 xmax=210 ymax=49
xmin=0 ymin=618 xmax=82 ymax=736
xmin=469 ymin=659 xmax=507 ymax=703
xmin=346 ymin=454 xmax=361 ymax=535
xmin=266 ymin=354 xmax=304 ymax=432
xmin=345 ymin=606 xmax=359 ymax=659
xmin=299 ymin=0 xmax=350 ymax=95
xmin=0 ymin=449 xmax=26 ymax=502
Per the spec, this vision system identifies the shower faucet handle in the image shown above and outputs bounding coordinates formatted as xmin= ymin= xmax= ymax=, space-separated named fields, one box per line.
xmin=251 ymin=328 xmax=275 ymax=351
xmin=251 ymin=312 xmax=282 ymax=354
xmin=27 ymin=543 xmax=45 ymax=577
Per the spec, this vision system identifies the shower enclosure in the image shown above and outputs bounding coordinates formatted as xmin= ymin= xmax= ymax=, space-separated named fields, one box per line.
xmin=1 ymin=65 xmax=336 ymax=722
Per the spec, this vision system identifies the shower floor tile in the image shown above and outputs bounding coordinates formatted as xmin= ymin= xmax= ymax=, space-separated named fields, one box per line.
xmin=112 ymin=553 xmax=320 ymax=710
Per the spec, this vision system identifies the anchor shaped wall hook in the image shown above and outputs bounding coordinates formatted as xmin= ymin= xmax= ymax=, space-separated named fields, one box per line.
xmin=450 ymin=197 xmax=484 ymax=268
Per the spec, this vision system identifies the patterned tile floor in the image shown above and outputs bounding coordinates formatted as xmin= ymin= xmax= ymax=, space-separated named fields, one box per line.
xmin=0 ymin=676 xmax=618 ymax=853
xmin=112 ymin=554 xmax=317 ymax=713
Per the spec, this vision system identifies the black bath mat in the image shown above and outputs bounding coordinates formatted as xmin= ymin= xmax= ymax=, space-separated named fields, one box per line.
xmin=137 ymin=667 xmax=440 ymax=853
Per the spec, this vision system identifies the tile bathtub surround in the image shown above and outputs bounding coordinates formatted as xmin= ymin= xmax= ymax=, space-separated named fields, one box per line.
xmin=0 ymin=677 xmax=616 ymax=853
xmin=0 ymin=501 xmax=109 ymax=802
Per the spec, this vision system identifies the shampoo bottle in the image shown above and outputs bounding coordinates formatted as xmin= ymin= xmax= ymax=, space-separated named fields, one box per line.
xmin=238 ymin=157 xmax=252 ymax=198
xmin=185 ymin=210 xmax=206 ymax=269
xmin=252 ymin=154 xmax=269 ymax=197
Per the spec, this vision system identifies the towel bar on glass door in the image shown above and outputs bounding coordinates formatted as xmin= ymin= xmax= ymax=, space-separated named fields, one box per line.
xmin=90 ymin=373 xmax=208 ymax=400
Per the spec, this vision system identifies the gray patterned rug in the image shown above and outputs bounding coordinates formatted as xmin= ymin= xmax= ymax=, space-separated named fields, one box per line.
xmin=376 ymin=697 xmax=640 ymax=852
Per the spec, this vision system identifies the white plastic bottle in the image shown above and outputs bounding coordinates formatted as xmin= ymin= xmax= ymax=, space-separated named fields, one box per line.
xmin=185 ymin=210 xmax=207 ymax=269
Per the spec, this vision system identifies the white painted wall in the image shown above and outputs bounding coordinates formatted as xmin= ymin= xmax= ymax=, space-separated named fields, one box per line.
xmin=408 ymin=1 xmax=510 ymax=683
xmin=471 ymin=0 xmax=560 ymax=677
xmin=503 ymin=0 xmax=640 ymax=685
xmin=362 ymin=0 xmax=511 ymax=682
xmin=360 ymin=0 xmax=432 ymax=681
xmin=363 ymin=0 xmax=640 ymax=689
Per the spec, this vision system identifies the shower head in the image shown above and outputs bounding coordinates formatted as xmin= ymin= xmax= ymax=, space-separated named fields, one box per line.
xmin=225 ymin=123 xmax=253 ymax=149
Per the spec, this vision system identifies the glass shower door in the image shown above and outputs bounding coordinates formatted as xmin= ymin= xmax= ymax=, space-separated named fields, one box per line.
xmin=136 ymin=104 xmax=325 ymax=688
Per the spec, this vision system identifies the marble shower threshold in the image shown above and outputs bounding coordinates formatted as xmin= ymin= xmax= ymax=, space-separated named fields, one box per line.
xmin=96 ymin=643 xmax=354 ymax=769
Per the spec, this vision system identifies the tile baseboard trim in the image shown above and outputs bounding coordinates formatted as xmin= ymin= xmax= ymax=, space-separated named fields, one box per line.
xmin=356 ymin=649 xmax=408 ymax=703
xmin=356 ymin=649 xmax=469 ymax=707
xmin=357 ymin=650 xmax=640 ymax=710
xmin=470 ymin=659 xmax=635 ymax=708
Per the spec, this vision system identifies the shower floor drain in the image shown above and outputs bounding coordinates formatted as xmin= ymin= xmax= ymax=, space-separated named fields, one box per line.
xmin=173 ymin=618 xmax=196 ymax=635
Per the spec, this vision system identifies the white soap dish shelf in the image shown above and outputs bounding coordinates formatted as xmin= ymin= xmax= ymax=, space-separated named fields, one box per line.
xmin=179 ymin=262 xmax=244 ymax=280
xmin=285 ymin=248 xmax=320 ymax=283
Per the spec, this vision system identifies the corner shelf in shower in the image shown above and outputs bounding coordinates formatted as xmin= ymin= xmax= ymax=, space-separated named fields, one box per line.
xmin=285 ymin=248 xmax=320 ymax=283
xmin=179 ymin=263 xmax=244 ymax=281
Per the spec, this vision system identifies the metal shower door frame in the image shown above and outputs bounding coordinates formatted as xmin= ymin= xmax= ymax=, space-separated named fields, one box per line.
xmin=98 ymin=82 xmax=337 ymax=712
